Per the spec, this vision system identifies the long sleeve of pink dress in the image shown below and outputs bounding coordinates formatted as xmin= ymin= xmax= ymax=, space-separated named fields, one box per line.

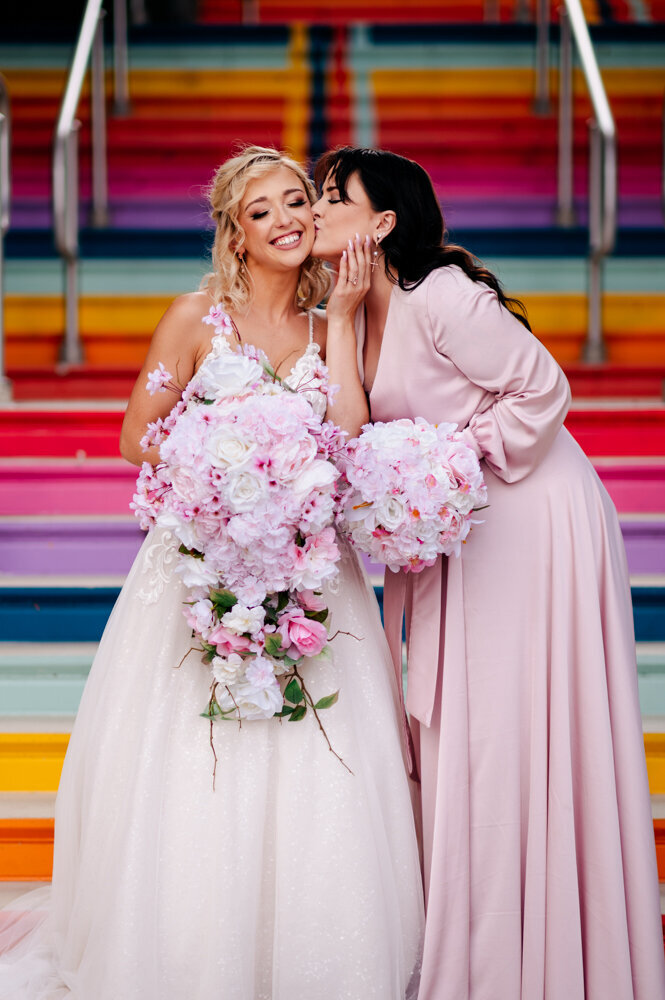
xmin=365 ymin=265 xmax=665 ymax=1000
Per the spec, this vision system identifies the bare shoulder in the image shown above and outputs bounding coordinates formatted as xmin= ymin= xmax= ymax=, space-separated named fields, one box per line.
xmin=157 ymin=290 xmax=215 ymax=336
xmin=151 ymin=290 xmax=216 ymax=357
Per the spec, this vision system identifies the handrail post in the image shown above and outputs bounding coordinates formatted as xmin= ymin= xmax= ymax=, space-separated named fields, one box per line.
xmin=555 ymin=0 xmax=616 ymax=362
xmin=556 ymin=7 xmax=576 ymax=225
xmin=0 ymin=76 xmax=12 ymax=401
xmin=113 ymin=0 xmax=130 ymax=116
xmin=60 ymin=125 xmax=84 ymax=365
xmin=53 ymin=0 xmax=107 ymax=365
xmin=583 ymin=122 xmax=606 ymax=362
xmin=534 ymin=0 xmax=550 ymax=114
xmin=90 ymin=10 xmax=109 ymax=227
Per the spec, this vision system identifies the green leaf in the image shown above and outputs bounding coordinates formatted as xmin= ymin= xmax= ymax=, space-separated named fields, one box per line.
xmin=313 ymin=691 xmax=339 ymax=711
xmin=289 ymin=704 xmax=307 ymax=721
xmin=178 ymin=543 xmax=204 ymax=559
xmin=200 ymin=398 xmax=215 ymax=406
xmin=284 ymin=678 xmax=304 ymax=704
xmin=264 ymin=634 xmax=284 ymax=657
xmin=210 ymin=588 xmax=237 ymax=610
xmin=304 ymin=608 xmax=328 ymax=625
xmin=200 ymin=641 xmax=217 ymax=663
xmin=276 ymin=591 xmax=290 ymax=613
xmin=275 ymin=704 xmax=294 ymax=717
xmin=282 ymin=655 xmax=299 ymax=667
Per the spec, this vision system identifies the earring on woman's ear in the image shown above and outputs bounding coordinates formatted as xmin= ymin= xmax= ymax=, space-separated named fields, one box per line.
xmin=237 ymin=253 xmax=246 ymax=270
xmin=371 ymin=235 xmax=382 ymax=270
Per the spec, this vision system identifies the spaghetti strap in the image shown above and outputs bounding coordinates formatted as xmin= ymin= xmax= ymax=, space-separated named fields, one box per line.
xmin=308 ymin=310 xmax=314 ymax=344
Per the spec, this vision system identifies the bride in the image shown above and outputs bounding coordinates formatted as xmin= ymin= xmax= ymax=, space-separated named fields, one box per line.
xmin=0 ymin=146 xmax=424 ymax=1000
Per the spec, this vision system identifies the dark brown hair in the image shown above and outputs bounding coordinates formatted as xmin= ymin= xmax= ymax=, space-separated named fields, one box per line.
xmin=314 ymin=146 xmax=530 ymax=330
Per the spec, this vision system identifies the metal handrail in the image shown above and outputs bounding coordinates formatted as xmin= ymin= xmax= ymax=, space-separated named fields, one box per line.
xmin=538 ymin=1 xmax=617 ymax=361
xmin=0 ymin=76 xmax=12 ymax=400
xmin=53 ymin=0 xmax=107 ymax=364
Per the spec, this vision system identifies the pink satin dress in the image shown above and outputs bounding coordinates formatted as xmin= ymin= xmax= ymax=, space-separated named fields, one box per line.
xmin=360 ymin=265 xmax=665 ymax=999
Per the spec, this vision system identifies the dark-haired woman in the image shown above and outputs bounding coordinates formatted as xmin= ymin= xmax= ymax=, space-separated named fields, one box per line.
xmin=312 ymin=148 xmax=665 ymax=1000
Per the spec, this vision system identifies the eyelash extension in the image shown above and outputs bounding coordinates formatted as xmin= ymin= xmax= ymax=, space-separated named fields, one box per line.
xmin=250 ymin=198 xmax=308 ymax=221
xmin=327 ymin=198 xmax=342 ymax=205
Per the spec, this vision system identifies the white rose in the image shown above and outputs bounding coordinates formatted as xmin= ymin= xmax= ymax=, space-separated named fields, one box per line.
xmin=291 ymin=459 xmax=337 ymax=501
xmin=226 ymin=470 xmax=266 ymax=512
xmin=212 ymin=653 xmax=244 ymax=687
xmin=206 ymin=425 xmax=256 ymax=470
xmin=374 ymin=495 xmax=407 ymax=532
xmin=198 ymin=353 xmax=263 ymax=398
xmin=217 ymin=678 xmax=283 ymax=720
xmin=221 ymin=603 xmax=265 ymax=637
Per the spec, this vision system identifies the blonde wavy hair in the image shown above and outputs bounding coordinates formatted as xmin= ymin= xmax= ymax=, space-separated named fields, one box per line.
xmin=200 ymin=145 xmax=330 ymax=314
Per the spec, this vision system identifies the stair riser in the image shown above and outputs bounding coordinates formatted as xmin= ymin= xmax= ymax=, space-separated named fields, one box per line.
xmin=1 ymin=520 xmax=663 ymax=576
xmin=7 ymin=735 xmax=665 ymax=796
xmin=2 ymin=410 xmax=664 ymax=458
xmin=0 ymin=462 xmax=661 ymax=517
xmin=2 ymin=817 xmax=665 ymax=883
xmin=3 ymin=669 xmax=665 ymax=719
xmin=0 ymin=585 xmax=663 ymax=642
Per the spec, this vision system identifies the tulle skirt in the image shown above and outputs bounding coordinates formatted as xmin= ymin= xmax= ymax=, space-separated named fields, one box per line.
xmin=0 ymin=529 xmax=424 ymax=999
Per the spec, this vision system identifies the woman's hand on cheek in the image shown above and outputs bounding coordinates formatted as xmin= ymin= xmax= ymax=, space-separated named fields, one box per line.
xmin=326 ymin=234 xmax=372 ymax=324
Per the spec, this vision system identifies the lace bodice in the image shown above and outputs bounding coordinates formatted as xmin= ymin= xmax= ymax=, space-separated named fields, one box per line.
xmin=198 ymin=306 xmax=329 ymax=419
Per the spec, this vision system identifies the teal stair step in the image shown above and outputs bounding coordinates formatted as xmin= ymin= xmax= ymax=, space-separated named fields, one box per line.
xmin=0 ymin=639 xmax=663 ymax=719
xmin=0 ymin=643 xmax=97 ymax=716
xmin=639 ymin=643 xmax=665 ymax=718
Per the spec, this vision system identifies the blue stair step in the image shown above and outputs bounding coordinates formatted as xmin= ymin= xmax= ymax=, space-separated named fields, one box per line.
xmin=1 ymin=581 xmax=663 ymax=642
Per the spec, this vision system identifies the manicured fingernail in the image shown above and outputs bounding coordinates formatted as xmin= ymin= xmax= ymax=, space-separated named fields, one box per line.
xmin=365 ymin=234 xmax=371 ymax=246
xmin=348 ymin=238 xmax=353 ymax=249
xmin=342 ymin=249 xmax=347 ymax=260
xmin=355 ymin=232 xmax=361 ymax=242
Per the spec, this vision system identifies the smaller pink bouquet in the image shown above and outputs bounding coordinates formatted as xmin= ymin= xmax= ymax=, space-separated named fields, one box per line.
xmin=339 ymin=418 xmax=487 ymax=573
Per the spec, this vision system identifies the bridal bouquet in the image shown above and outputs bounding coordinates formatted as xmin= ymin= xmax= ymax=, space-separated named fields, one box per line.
xmin=338 ymin=418 xmax=487 ymax=573
xmin=132 ymin=322 xmax=348 ymax=734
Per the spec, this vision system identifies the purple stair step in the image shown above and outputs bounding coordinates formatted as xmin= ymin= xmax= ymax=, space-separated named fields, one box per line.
xmin=1 ymin=515 xmax=663 ymax=578
xmin=9 ymin=197 xmax=665 ymax=233
xmin=0 ymin=520 xmax=145 ymax=576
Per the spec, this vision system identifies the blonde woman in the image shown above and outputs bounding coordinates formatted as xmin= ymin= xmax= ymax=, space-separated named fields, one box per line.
xmin=0 ymin=147 xmax=424 ymax=1000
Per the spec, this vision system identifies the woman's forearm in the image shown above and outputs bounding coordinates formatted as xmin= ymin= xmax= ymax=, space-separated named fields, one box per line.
xmin=324 ymin=315 xmax=369 ymax=438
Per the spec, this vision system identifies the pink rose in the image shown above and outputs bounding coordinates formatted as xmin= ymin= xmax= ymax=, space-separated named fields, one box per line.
xmin=208 ymin=624 xmax=253 ymax=656
xmin=298 ymin=590 xmax=327 ymax=613
xmin=282 ymin=614 xmax=328 ymax=659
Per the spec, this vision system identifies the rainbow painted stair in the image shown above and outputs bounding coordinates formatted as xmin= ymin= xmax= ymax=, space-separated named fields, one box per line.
xmin=1 ymin=9 xmax=665 ymax=938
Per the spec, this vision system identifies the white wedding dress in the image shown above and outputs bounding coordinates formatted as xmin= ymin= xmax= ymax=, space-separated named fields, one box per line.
xmin=0 ymin=314 xmax=424 ymax=1000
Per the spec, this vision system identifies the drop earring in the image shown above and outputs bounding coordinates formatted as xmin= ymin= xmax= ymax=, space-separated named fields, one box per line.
xmin=371 ymin=235 xmax=382 ymax=270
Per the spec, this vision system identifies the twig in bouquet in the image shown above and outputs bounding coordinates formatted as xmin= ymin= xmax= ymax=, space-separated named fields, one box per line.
xmin=209 ymin=718 xmax=218 ymax=791
xmin=291 ymin=665 xmax=353 ymax=776
xmin=327 ymin=629 xmax=361 ymax=643
xmin=176 ymin=645 xmax=201 ymax=670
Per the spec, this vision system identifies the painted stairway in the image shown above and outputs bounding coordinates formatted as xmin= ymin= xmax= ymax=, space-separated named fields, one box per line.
xmin=1 ymin=16 xmax=665 ymax=934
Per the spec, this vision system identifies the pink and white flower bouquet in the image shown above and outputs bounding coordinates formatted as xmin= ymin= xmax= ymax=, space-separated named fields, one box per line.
xmin=339 ymin=418 xmax=487 ymax=572
xmin=132 ymin=311 xmax=348 ymax=738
